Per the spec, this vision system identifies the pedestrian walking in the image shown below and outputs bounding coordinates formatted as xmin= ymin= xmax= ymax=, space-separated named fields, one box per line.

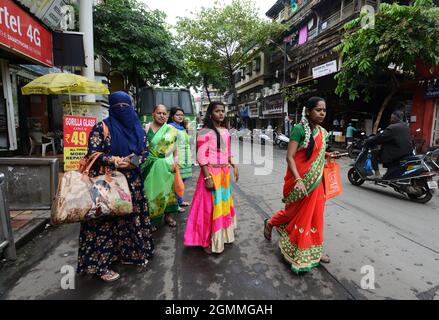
xmin=263 ymin=97 xmax=339 ymax=273
xmin=168 ymin=107 xmax=193 ymax=213
xmin=77 ymin=91 xmax=154 ymax=282
xmin=184 ymin=102 xmax=239 ymax=254
xmin=141 ymin=104 xmax=179 ymax=228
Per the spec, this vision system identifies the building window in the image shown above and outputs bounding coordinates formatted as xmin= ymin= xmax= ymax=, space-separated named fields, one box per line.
xmin=246 ymin=63 xmax=253 ymax=76
xmin=254 ymin=58 xmax=261 ymax=72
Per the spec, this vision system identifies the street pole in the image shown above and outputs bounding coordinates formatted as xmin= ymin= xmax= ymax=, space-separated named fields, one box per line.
xmin=283 ymin=42 xmax=288 ymax=129
xmin=79 ymin=0 xmax=96 ymax=103
xmin=283 ymin=42 xmax=287 ymax=86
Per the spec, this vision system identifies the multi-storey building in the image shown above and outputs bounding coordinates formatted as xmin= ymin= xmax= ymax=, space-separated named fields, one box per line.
xmin=265 ymin=0 xmax=439 ymax=149
xmin=266 ymin=0 xmax=382 ymax=136
xmin=234 ymin=48 xmax=285 ymax=130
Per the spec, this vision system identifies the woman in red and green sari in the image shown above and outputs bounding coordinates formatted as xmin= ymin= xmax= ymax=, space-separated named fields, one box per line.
xmin=264 ymin=97 xmax=339 ymax=273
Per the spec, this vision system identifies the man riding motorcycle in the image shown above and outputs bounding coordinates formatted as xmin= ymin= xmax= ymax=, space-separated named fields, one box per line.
xmin=364 ymin=110 xmax=413 ymax=179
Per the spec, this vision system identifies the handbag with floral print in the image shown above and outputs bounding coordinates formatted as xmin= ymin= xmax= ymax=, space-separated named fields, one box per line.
xmin=51 ymin=152 xmax=133 ymax=225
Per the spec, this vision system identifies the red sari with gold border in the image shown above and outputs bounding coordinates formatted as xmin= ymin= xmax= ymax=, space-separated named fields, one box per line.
xmin=270 ymin=126 xmax=328 ymax=273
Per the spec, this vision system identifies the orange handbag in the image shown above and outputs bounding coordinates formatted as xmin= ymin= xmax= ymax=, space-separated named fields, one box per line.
xmin=323 ymin=158 xmax=343 ymax=200
xmin=174 ymin=166 xmax=185 ymax=198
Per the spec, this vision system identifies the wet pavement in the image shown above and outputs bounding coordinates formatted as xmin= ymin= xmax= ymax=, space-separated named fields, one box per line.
xmin=1 ymin=141 xmax=438 ymax=300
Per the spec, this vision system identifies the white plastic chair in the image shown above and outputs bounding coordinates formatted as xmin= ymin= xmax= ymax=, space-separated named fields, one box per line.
xmin=29 ymin=132 xmax=56 ymax=157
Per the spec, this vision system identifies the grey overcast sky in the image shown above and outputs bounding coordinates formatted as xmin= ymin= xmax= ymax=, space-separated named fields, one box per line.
xmin=141 ymin=0 xmax=272 ymax=26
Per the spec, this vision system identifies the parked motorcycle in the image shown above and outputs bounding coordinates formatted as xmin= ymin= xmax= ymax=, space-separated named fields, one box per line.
xmin=258 ymin=129 xmax=273 ymax=145
xmin=273 ymin=131 xmax=280 ymax=145
xmin=276 ymin=133 xmax=290 ymax=149
xmin=347 ymin=145 xmax=438 ymax=203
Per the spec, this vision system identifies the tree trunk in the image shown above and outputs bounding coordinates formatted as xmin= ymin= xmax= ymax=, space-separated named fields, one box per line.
xmin=373 ymin=88 xmax=397 ymax=134
xmin=228 ymin=66 xmax=237 ymax=107
xmin=203 ymin=76 xmax=212 ymax=103
xmin=135 ymin=75 xmax=141 ymax=114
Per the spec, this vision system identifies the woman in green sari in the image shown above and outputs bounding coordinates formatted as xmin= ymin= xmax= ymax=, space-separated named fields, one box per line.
xmin=141 ymin=104 xmax=179 ymax=228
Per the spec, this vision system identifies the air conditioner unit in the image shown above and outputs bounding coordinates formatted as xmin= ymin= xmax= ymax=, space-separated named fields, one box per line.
xmin=273 ymin=83 xmax=280 ymax=93
xmin=262 ymin=87 xmax=269 ymax=97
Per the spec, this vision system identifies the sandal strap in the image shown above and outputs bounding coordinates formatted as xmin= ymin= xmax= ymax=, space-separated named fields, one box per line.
xmin=101 ymin=270 xmax=119 ymax=280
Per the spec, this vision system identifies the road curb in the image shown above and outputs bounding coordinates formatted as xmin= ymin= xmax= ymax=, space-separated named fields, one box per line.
xmin=13 ymin=217 xmax=50 ymax=250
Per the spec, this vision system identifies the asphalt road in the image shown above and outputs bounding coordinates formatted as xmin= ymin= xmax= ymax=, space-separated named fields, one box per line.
xmin=1 ymin=140 xmax=438 ymax=300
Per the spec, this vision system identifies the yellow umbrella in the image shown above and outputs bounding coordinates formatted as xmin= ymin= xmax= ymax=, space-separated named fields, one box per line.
xmin=21 ymin=72 xmax=110 ymax=115
xmin=21 ymin=73 xmax=110 ymax=95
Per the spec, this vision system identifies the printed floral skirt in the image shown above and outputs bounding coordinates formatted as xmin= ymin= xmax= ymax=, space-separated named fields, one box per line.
xmin=77 ymin=170 xmax=154 ymax=276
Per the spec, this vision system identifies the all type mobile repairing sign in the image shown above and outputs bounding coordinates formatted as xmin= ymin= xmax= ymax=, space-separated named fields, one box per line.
xmin=63 ymin=116 xmax=96 ymax=171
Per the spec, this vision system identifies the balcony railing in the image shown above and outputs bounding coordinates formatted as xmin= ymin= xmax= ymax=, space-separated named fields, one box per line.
xmin=320 ymin=1 xmax=356 ymax=33
xmin=290 ymin=0 xmax=321 ymax=25
xmin=308 ymin=27 xmax=318 ymax=40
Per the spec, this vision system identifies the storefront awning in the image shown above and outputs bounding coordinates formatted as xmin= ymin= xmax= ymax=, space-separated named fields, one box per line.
xmin=0 ymin=0 xmax=53 ymax=66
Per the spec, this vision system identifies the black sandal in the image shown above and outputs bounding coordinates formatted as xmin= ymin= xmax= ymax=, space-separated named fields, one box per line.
xmin=264 ymin=219 xmax=272 ymax=241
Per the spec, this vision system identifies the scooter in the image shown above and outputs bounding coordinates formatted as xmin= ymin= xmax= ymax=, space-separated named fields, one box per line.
xmin=276 ymin=133 xmax=290 ymax=149
xmin=273 ymin=131 xmax=280 ymax=145
xmin=347 ymin=131 xmax=367 ymax=159
xmin=258 ymin=130 xmax=273 ymax=145
xmin=348 ymin=145 xmax=438 ymax=203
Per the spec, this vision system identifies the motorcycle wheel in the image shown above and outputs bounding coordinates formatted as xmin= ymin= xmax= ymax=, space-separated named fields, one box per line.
xmin=348 ymin=146 xmax=360 ymax=159
xmin=407 ymin=184 xmax=433 ymax=204
xmin=279 ymin=142 xmax=288 ymax=149
xmin=348 ymin=168 xmax=365 ymax=186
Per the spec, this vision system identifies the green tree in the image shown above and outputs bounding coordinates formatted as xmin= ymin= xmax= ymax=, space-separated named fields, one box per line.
xmin=176 ymin=0 xmax=285 ymax=103
xmin=93 ymin=0 xmax=187 ymax=103
xmin=281 ymin=82 xmax=316 ymax=122
xmin=335 ymin=0 xmax=439 ymax=132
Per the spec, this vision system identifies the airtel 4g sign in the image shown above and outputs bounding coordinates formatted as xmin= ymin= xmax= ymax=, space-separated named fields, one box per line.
xmin=0 ymin=0 xmax=53 ymax=66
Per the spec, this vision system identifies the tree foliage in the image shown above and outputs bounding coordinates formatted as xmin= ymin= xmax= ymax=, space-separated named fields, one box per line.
xmin=281 ymin=83 xmax=315 ymax=105
xmin=335 ymin=0 xmax=439 ymax=132
xmin=93 ymin=0 xmax=186 ymax=91
xmin=176 ymin=0 xmax=286 ymax=100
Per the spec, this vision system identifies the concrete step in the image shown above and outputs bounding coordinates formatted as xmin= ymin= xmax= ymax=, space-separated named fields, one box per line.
xmin=11 ymin=211 xmax=50 ymax=250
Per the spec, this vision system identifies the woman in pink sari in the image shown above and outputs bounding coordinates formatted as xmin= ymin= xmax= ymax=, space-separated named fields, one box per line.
xmin=184 ymin=102 xmax=239 ymax=254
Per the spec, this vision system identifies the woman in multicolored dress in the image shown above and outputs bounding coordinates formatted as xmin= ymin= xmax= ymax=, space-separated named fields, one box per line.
xmin=168 ymin=107 xmax=193 ymax=213
xmin=77 ymin=91 xmax=154 ymax=282
xmin=184 ymin=102 xmax=239 ymax=254
xmin=141 ymin=105 xmax=179 ymax=228
xmin=263 ymin=97 xmax=339 ymax=273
